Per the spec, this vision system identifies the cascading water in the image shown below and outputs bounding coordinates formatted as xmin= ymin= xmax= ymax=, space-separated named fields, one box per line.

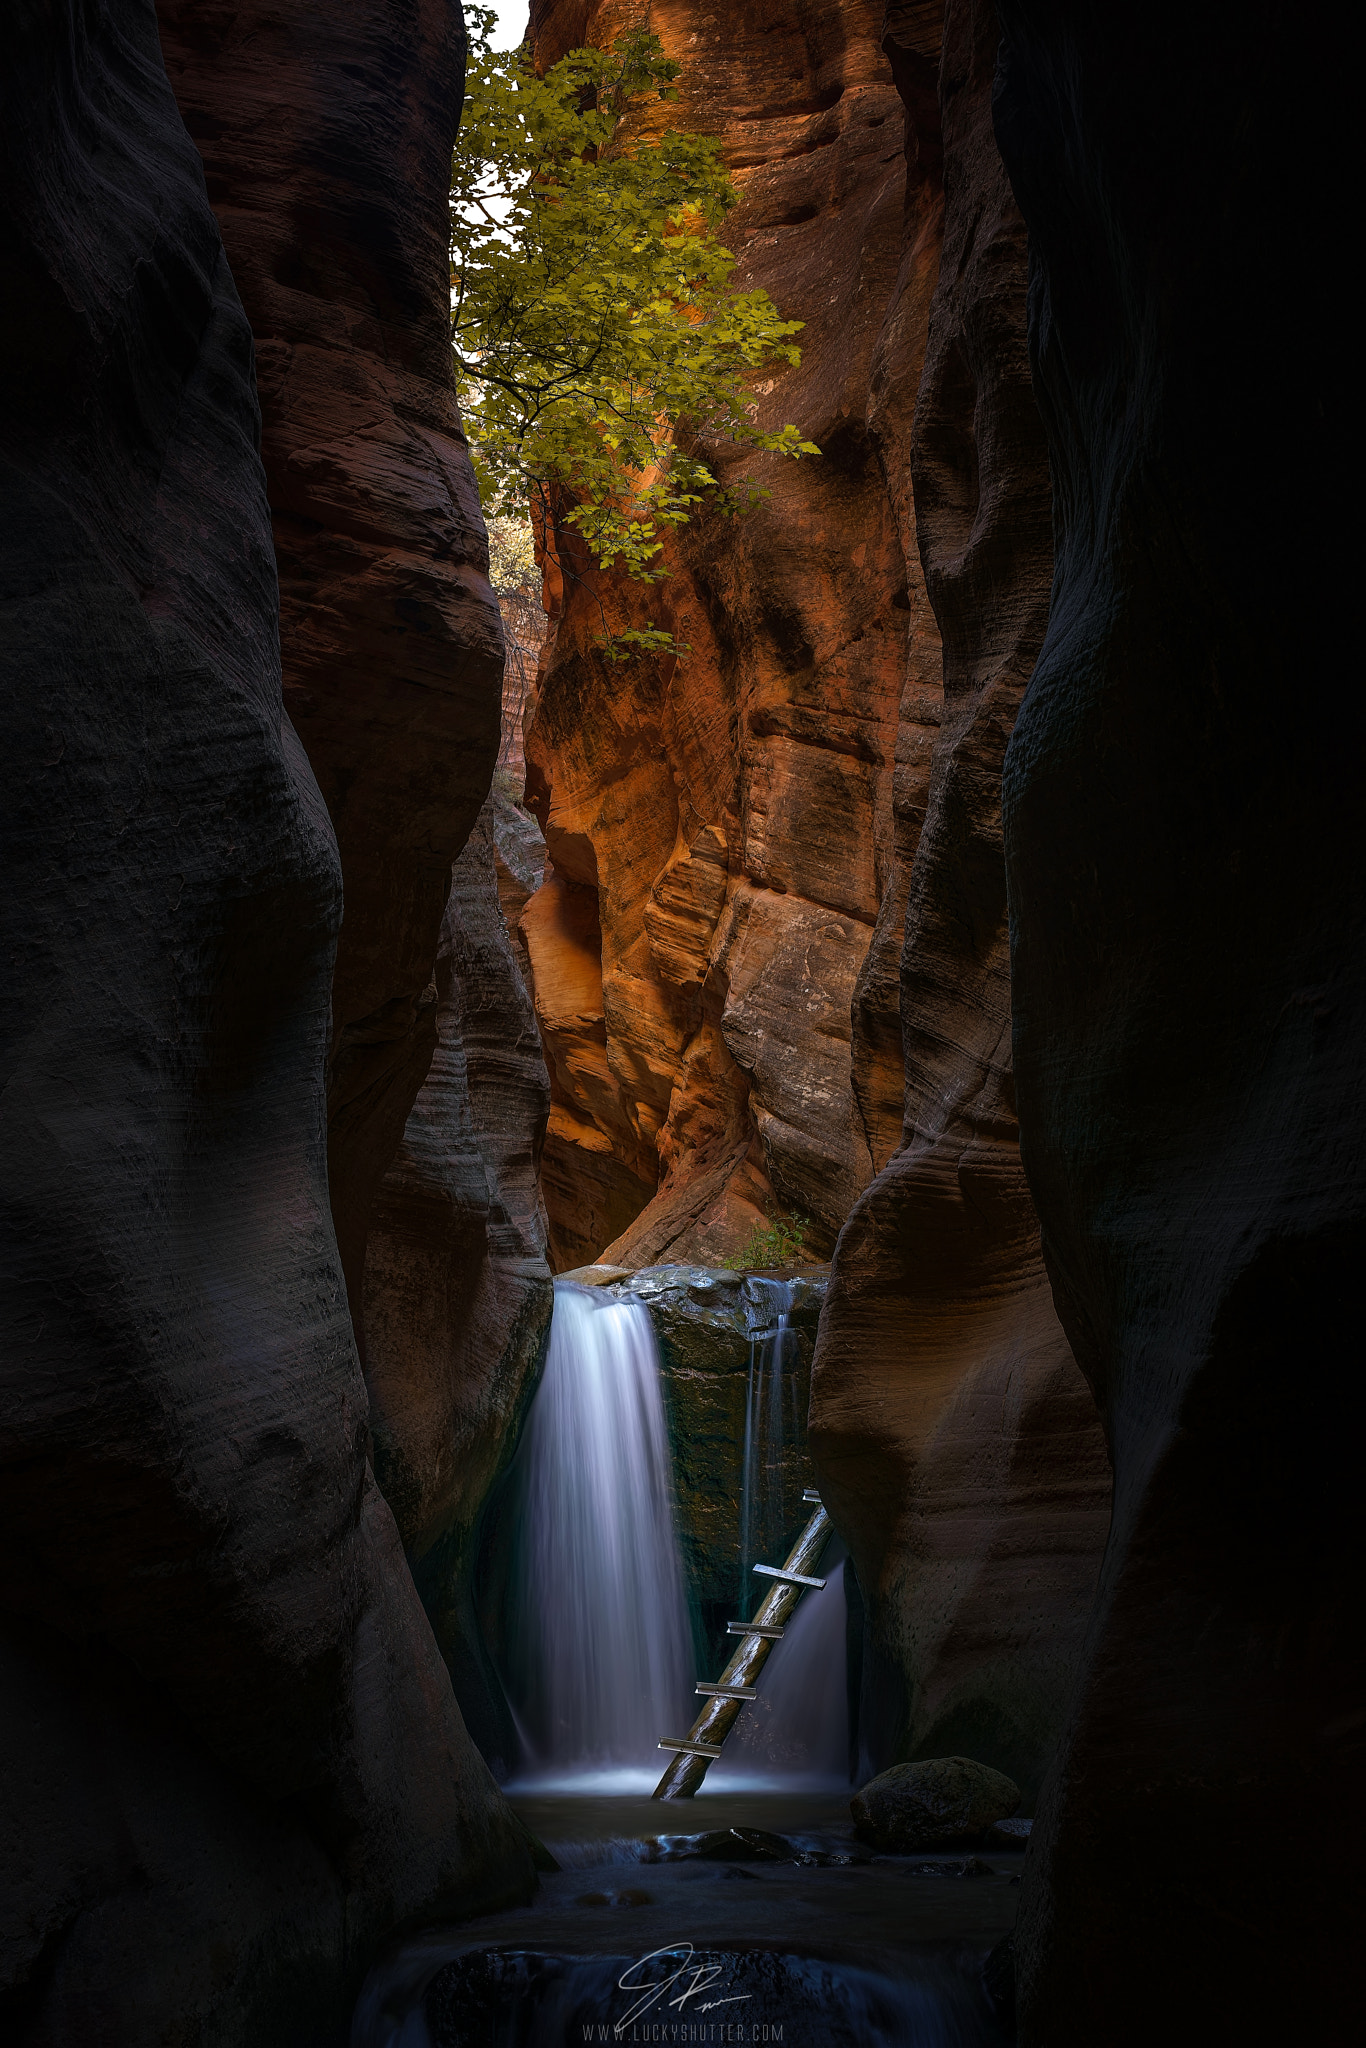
xmin=505 ymin=1282 xmax=692 ymax=1785
xmin=738 ymin=1278 xmax=805 ymax=1595
xmin=720 ymin=1276 xmax=853 ymax=1788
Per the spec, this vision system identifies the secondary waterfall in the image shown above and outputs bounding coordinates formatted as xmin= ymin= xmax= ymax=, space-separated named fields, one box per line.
xmin=738 ymin=1278 xmax=804 ymax=1596
xmin=508 ymin=1282 xmax=691 ymax=1783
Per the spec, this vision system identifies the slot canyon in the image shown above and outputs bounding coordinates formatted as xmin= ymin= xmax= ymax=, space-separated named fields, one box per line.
xmin=0 ymin=1 xmax=1357 ymax=2044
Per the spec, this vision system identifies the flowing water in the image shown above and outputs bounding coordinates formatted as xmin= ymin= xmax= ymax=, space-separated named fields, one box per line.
xmin=504 ymin=1282 xmax=692 ymax=1787
xmin=710 ymin=1539 xmax=851 ymax=1788
xmin=738 ymin=1278 xmax=804 ymax=1595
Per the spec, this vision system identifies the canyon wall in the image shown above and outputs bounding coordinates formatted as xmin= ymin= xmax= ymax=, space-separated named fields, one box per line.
xmin=158 ymin=0 xmax=506 ymax=1335
xmin=0 ymin=4 xmax=532 ymax=2042
xmin=524 ymin=0 xmax=939 ymax=1273
xmin=362 ymin=806 xmax=553 ymax=1776
xmin=809 ymin=0 xmax=1110 ymax=1807
xmin=157 ymin=0 xmax=555 ymax=1771
xmin=994 ymin=4 xmax=1360 ymax=2038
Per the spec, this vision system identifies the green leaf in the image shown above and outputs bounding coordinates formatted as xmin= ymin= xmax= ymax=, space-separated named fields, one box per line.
xmin=452 ymin=11 xmax=819 ymax=656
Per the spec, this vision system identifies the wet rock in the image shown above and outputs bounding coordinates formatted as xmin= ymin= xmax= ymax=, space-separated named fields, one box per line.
xmin=982 ymin=1934 xmax=1016 ymax=2026
xmin=902 ymin=1857 xmax=996 ymax=1879
xmin=986 ymin=1817 xmax=1032 ymax=1850
xmin=851 ymin=1758 xmax=1021 ymax=1852
xmin=696 ymin=1828 xmax=794 ymax=1863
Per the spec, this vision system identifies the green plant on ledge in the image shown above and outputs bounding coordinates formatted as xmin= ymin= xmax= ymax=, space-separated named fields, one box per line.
xmin=721 ymin=1212 xmax=811 ymax=1273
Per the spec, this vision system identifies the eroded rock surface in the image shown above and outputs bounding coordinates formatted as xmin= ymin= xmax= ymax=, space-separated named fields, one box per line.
xmin=363 ymin=804 xmax=554 ymax=1774
xmin=523 ymin=0 xmax=942 ymax=1270
xmin=994 ymin=5 xmax=1361 ymax=2038
xmin=157 ymin=0 xmax=505 ymax=1329
xmin=851 ymin=1756 xmax=1021 ymax=1851
xmin=809 ymin=0 xmax=1111 ymax=1808
xmin=0 ymin=3 xmax=530 ymax=2037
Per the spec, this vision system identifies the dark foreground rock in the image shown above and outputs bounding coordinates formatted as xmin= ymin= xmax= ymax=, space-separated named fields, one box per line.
xmin=994 ymin=2 xmax=1361 ymax=2040
xmin=809 ymin=0 xmax=1112 ymax=1808
xmin=852 ymin=1758 xmax=1021 ymax=1852
xmin=157 ymin=0 xmax=506 ymax=1335
xmin=363 ymin=804 xmax=554 ymax=1776
xmin=0 ymin=3 xmax=531 ymax=2040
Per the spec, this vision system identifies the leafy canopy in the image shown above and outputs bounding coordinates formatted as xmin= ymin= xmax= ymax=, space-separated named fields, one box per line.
xmin=451 ymin=9 xmax=819 ymax=655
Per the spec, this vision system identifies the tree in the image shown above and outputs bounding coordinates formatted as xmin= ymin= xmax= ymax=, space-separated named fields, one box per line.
xmin=451 ymin=8 xmax=819 ymax=657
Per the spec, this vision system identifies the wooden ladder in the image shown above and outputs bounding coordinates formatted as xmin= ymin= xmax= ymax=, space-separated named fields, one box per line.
xmin=653 ymin=1490 xmax=833 ymax=1798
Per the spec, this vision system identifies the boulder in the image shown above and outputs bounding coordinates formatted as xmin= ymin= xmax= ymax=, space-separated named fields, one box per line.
xmin=851 ymin=1757 xmax=1021 ymax=1852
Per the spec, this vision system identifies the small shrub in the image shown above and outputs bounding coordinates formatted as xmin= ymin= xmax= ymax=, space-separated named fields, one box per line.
xmin=721 ymin=1212 xmax=811 ymax=1272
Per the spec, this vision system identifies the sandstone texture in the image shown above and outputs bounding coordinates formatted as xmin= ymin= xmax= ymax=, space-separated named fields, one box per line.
xmin=994 ymin=4 xmax=1361 ymax=2039
xmin=157 ymin=0 xmax=506 ymax=1331
xmin=850 ymin=1756 xmax=1021 ymax=1851
xmin=523 ymin=0 xmax=944 ymax=1271
xmin=0 ymin=5 xmax=531 ymax=2040
xmin=809 ymin=0 xmax=1111 ymax=1808
xmin=362 ymin=804 xmax=554 ymax=1775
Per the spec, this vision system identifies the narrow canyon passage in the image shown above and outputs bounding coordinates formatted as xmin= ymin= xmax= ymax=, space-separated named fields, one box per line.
xmin=0 ymin=1 xmax=1355 ymax=2045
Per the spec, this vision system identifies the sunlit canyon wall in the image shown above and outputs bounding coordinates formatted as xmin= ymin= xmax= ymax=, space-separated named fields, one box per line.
xmin=522 ymin=0 xmax=1112 ymax=1809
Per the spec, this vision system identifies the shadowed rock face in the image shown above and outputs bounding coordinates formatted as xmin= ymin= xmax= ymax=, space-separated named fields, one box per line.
xmin=0 ymin=2 xmax=531 ymax=2039
xmin=363 ymin=804 xmax=554 ymax=1774
xmin=524 ymin=0 xmax=942 ymax=1271
xmin=994 ymin=6 xmax=1361 ymax=2039
xmin=157 ymin=0 xmax=505 ymax=1331
xmin=809 ymin=0 xmax=1111 ymax=1809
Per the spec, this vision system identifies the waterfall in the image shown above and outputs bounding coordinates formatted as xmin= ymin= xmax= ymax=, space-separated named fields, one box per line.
xmin=710 ymin=1538 xmax=852 ymax=1788
xmin=738 ymin=1278 xmax=804 ymax=1595
xmin=507 ymin=1281 xmax=692 ymax=1785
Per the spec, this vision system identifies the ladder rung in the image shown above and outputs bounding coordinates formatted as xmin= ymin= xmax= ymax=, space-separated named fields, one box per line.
xmin=727 ymin=1621 xmax=784 ymax=1639
xmin=753 ymin=1563 xmax=826 ymax=1590
xmin=695 ymin=1683 xmax=758 ymax=1700
xmin=657 ymin=1737 xmax=723 ymax=1758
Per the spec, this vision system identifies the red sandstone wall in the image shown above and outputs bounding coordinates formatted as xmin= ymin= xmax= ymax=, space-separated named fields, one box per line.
xmin=524 ymin=0 xmax=940 ymax=1272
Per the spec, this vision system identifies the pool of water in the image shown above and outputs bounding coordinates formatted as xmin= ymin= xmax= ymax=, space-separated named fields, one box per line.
xmin=350 ymin=1792 xmax=1021 ymax=2047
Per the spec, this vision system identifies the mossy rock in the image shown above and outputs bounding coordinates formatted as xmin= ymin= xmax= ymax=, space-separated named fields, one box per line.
xmin=609 ymin=1265 xmax=827 ymax=1673
xmin=850 ymin=1756 xmax=1022 ymax=1852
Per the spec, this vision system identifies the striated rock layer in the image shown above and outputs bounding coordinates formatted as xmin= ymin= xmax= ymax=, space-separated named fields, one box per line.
xmin=995 ymin=4 xmax=1361 ymax=2038
xmin=362 ymin=805 xmax=554 ymax=1775
xmin=157 ymin=0 xmax=506 ymax=1332
xmin=809 ymin=0 xmax=1111 ymax=1808
xmin=524 ymin=0 xmax=943 ymax=1271
xmin=0 ymin=4 xmax=531 ymax=2041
